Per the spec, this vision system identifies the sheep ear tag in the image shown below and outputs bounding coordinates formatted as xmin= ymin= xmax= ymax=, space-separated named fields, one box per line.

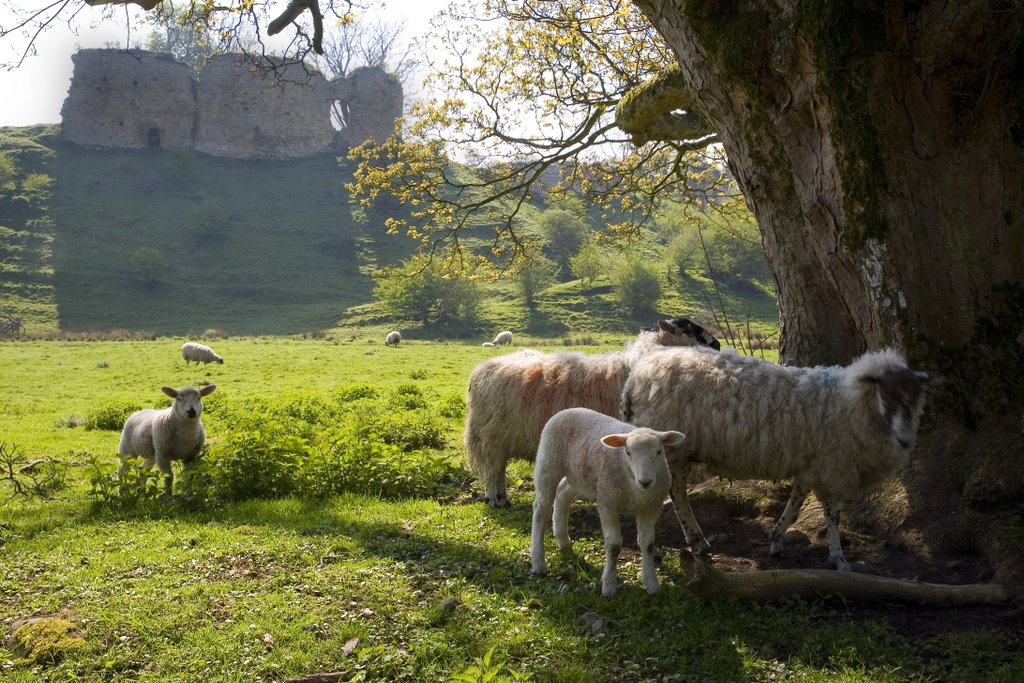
xmin=601 ymin=434 xmax=629 ymax=449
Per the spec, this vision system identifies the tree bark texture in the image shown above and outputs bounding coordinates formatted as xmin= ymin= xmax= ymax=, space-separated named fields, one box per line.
xmin=630 ymin=0 xmax=1024 ymax=592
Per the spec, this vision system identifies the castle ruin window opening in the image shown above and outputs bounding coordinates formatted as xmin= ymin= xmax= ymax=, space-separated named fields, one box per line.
xmin=330 ymin=100 xmax=350 ymax=131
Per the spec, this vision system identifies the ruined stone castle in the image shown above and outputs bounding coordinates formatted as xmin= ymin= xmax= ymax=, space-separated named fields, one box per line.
xmin=60 ymin=49 xmax=403 ymax=160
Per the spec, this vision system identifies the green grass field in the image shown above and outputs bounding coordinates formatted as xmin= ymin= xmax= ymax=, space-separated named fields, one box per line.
xmin=1 ymin=338 xmax=1020 ymax=682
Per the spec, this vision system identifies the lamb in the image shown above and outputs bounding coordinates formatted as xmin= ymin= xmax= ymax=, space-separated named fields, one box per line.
xmin=465 ymin=317 xmax=718 ymax=507
xmin=482 ymin=330 xmax=513 ymax=347
xmin=531 ymin=407 xmax=686 ymax=596
xmin=620 ymin=347 xmax=936 ymax=571
xmin=385 ymin=330 xmax=401 ymax=347
xmin=181 ymin=341 xmax=224 ymax=365
xmin=117 ymin=384 xmax=217 ymax=494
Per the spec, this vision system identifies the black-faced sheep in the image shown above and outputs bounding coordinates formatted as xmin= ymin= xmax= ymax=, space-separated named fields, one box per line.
xmin=482 ymin=330 xmax=513 ymax=347
xmin=465 ymin=317 xmax=718 ymax=507
xmin=385 ymin=330 xmax=401 ymax=347
xmin=181 ymin=341 xmax=223 ymax=365
xmin=530 ymin=407 xmax=685 ymax=596
xmin=621 ymin=347 xmax=935 ymax=571
xmin=117 ymin=384 xmax=216 ymax=494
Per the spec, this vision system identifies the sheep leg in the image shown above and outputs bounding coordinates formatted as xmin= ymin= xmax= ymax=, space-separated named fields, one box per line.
xmin=822 ymin=500 xmax=851 ymax=572
xmin=769 ymin=484 xmax=808 ymax=556
xmin=530 ymin=476 xmax=557 ymax=575
xmin=481 ymin=459 xmax=510 ymax=508
xmin=668 ymin=461 xmax=710 ymax=554
xmin=598 ymin=504 xmax=622 ymax=597
xmin=154 ymin=456 xmax=174 ymax=495
xmin=636 ymin=511 xmax=661 ymax=595
xmin=551 ymin=478 xmax=577 ymax=552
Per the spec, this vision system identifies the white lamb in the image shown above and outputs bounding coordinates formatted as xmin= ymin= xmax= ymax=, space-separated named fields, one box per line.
xmin=385 ymin=330 xmax=401 ymax=347
xmin=531 ymin=407 xmax=686 ymax=597
xmin=117 ymin=384 xmax=217 ymax=494
xmin=621 ymin=347 xmax=936 ymax=571
xmin=181 ymin=341 xmax=223 ymax=365
xmin=465 ymin=317 xmax=717 ymax=507
xmin=482 ymin=330 xmax=513 ymax=347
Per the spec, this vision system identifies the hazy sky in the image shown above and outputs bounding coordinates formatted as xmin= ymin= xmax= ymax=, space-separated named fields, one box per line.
xmin=0 ymin=0 xmax=448 ymax=127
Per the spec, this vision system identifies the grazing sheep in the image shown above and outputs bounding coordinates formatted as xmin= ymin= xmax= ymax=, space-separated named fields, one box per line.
xmin=465 ymin=317 xmax=719 ymax=507
xmin=531 ymin=407 xmax=686 ymax=596
xmin=482 ymin=330 xmax=513 ymax=347
xmin=117 ymin=384 xmax=217 ymax=494
xmin=385 ymin=330 xmax=401 ymax=347
xmin=181 ymin=341 xmax=224 ymax=365
xmin=621 ymin=347 xmax=936 ymax=571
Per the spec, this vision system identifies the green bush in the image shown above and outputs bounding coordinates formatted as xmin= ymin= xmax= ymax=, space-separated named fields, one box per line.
xmin=611 ymin=258 xmax=662 ymax=315
xmin=85 ymin=402 xmax=142 ymax=431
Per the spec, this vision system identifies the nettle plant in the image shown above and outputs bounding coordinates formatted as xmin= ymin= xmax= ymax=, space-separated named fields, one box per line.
xmin=91 ymin=384 xmax=468 ymax=511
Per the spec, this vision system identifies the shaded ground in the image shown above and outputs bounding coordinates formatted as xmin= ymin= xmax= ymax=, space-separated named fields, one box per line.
xmin=569 ymin=478 xmax=1024 ymax=639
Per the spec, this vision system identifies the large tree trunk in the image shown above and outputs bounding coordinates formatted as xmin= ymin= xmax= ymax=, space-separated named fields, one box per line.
xmin=631 ymin=0 xmax=1024 ymax=593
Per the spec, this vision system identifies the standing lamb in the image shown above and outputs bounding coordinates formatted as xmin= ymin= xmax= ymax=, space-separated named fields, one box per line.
xmin=531 ymin=407 xmax=686 ymax=596
xmin=117 ymin=384 xmax=217 ymax=494
xmin=181 ymin=341 xmax=224 ymax=365
xmin=621 ymin=347 xmax=936 ymax=571
xmin=482 ymin=330 xmax=513 ymax=347
xmin=465 ymin=317 xmax=718 ymax=507
xmin=385 ymin=330 xmax=402 ymax=347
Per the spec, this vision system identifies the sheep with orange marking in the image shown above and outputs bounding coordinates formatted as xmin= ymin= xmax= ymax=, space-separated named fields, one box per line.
xmin=464 ymin=317 xmax=718 ymax=507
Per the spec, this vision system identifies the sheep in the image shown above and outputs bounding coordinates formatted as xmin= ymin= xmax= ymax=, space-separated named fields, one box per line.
xmin=531 ymin=407 xmax=686 ymax=596
xmin=181 ymin=341 xmax=223 ymax=365
xmin=117 ymin=384 xmax=217 ymax=494
xmin=465 ymin=317 xmax=718 ymax=507
xmin=620 ymin=347 xmax=936 ymax=571
xmin=385 ymin=330 xmax=401 ymax=347
xmin=482 ymin=330 xmax=513 ymax=347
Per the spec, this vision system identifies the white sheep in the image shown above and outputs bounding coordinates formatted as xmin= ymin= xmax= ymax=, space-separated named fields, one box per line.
xmin=621 ymin=347 xmax=936 ymax=571
xmin=531 ymin=407 xmax=686 ymax=596
xmin=385 ymin=330 xmax=401 ymax=347
xmin=181 ymin=341 xmax=223 ymax=365
xmin=482 ymin=330 xmax=513 ymax=347
xmin=117 ymin=384 xmax=217 ymax=494
xmin=465 ymin=317 xmax=718 ymax=507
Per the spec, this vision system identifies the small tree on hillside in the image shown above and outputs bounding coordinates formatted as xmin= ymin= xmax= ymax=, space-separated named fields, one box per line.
xmin=611 ymin=258 xmax=661 ymax=316
xmin=374 ymin=259 xmax=481 ymax=328
xmin=537 ymin=209 xmax=590 ymax=280
xmin=569 ymin=239 xmax=606 ymax=289
xmin=131 ymin=247 xmax=166 ymax=285
xmin=516 ymin=254 xmax=557 ymax=306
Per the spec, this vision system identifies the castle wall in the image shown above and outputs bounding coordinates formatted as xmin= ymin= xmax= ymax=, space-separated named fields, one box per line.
xmin=60 ymin=49 xmax=402 ymax=160
xmin=61 ymin=50 xmax=195 ymax=150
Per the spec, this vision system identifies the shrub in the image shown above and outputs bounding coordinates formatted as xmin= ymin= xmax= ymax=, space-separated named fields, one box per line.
xmin=131 ymin=247 xmax=166 ymax=285
xmin=85 ymin=401 xmax=142 ymax=431
xmin=611 ymin=258 xmax=662 ymax=315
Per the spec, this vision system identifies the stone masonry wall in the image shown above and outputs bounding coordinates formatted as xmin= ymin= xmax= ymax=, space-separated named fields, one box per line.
xmin=61 ymin=49 xmax=403 ymax=160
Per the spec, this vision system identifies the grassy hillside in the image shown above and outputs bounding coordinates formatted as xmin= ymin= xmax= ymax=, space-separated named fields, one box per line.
xmin=1 ymin=125 xmax=778 ymax=340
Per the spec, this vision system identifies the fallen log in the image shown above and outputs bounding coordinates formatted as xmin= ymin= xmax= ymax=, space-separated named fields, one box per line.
xmin=679 ymin=550 xmax=1007 ymax=606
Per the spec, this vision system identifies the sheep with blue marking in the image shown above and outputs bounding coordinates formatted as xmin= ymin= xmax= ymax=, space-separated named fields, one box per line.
xmin=465 ymin=317 xmax=718 ymax=507
xmin=181 ymin=341 xmax=223 ymax=365
xmin=531 ymin=407 xmax=685 ymax=596
xmin=621 ymin=347 xmax=936 ymax=571
xmin=117 ymin=384 xmax=216 ymax=494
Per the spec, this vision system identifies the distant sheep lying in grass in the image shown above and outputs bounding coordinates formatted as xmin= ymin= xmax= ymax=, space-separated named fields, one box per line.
xmin=465 ymin=317 xmax=718 ymax=507
xmin=482 ymin=330 xmax=513 ymax=347
xmin=385 ymin=331 xmax=401 ymax=347
xmin=531 ymin=407 xmax=685 ymax=596
xmin=117 ymin=384 xmax=216 ymax=494
xmin=621 ymin=347 xmax=936 ymax=571
xmin=181 ymin=341 xmax=223 ymax=365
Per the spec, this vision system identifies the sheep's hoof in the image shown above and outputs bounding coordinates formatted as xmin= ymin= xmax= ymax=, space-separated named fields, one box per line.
xmin=831 ymin=557 xmax=852 ymax=572
xmin=485 ymin=495 xmax=511 ymax=508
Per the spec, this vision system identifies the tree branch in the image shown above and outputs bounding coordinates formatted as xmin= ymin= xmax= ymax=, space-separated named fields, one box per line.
xmin=615 ymin=64 xmax=719 ymax=146
xmin=268 ymin=0 xmax=324 ymax=54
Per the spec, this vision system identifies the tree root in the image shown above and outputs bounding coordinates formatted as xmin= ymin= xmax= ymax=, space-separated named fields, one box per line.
xmin=679 ymin=550 xmax=1008 ymax=606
